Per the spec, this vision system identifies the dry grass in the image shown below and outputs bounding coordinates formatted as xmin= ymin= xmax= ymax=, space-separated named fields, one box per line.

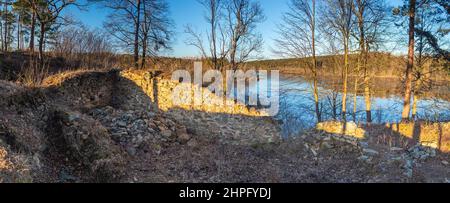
xmin=41 ymin=69 xmax=103 ymax=87
xmin=16 ymin=64 xmax=50 ymax=87
xmin=0 ymin=147 xmax=33 ymax=183
xmin=0 ymin=148 xmax=12 ymax=171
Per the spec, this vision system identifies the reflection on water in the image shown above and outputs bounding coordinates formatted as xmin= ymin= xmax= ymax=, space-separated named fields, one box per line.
xmin=247 ymin=74 xmax=450 ymax=137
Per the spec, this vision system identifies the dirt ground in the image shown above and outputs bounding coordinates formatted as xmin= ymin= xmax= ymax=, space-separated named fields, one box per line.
xmin=124 ymin=129 xmax=450 ymax=183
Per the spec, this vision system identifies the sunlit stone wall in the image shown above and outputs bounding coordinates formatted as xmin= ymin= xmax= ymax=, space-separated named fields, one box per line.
xmin=120 ymin=70 xmax=268 ymax=117
xmin=385 ymin=122 xmax=450 ymax=153
xmin=316 ymin=121 xmax=450 ymax=153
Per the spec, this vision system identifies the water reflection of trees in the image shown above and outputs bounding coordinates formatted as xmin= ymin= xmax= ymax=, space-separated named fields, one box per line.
xmin=275 ymin=77 xmax=450 ymax=137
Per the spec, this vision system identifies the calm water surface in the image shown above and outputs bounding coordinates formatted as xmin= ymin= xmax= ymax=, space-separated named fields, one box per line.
xmin=246 ymin=74 xmax=450 ymax=137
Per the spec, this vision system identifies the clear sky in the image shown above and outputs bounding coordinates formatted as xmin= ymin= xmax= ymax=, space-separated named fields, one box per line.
xmin=64 ymin=0 xmax=404 ymax=58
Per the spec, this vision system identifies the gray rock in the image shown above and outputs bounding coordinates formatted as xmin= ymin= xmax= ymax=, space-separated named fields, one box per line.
xmin=359 ymin=142 xmax=369 ymax=148
xmin=363 ymin=148 xmax=379 ymax=156
xmin=310 ymin=148 xmax=318 ymax=157
xmin=390 ymin=147 xmax=404 ymax=151
xmin=117 ymin=121 xmax=127 ymax=127
xmin=126 ymin=146 xmax=137 ymax=156
xmin=321 ymin=142 xmax=333 ymax=149
xmin=68 ymin=114 xmax=80 ymax=122
xmin=429 ymin=149 xmax=437 ymax=158
xmin=358 ymin=155 xmax=372 ymax=163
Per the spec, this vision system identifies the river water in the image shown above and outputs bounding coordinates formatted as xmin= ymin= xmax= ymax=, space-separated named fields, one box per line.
xmin=246 ymin=74 xmax=450 ymax=137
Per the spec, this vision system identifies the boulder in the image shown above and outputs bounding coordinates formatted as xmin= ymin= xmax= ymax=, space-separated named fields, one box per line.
xmin=317 ymin=122 xmax=366 ymax=139
xmin=363 ymin=148 xmax=379 ymax=156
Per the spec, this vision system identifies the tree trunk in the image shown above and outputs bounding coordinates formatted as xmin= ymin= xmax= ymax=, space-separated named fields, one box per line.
xmin=412 ymin=92 xmax=418 ymax=120
xmin=29 ymin=10 xmax=36 ymax=52
xmin=38 ymin=22 xmax=45 ymax=68
xmin=342 ymin=38 xmax=349 ymax=122
xmin=312 ymin=0 xmax=321 ymax=123
xmin=17 ymin=14 xmax=20 ymax=51
xmin=362 ymin=45 xmax=371 ymax=123
xmin=355 ymin=1 xmax=372 ymax=123
xmin=141 ymin=36 xmax=147 ymax=69
xmin=412 ymin=69 xmax=423 ymax=121
xmin=141 ymin=0 xmax=149 ymax=69
xmin=364 ymin=67 xmax=371 ymax=122
xmin=353 ymin=76 xmax=358 ymax=122
xmin=332 ymin=93 xmax=337 ymax=120
xmin=134 ymin=0 xmax=141 ymax=69
xmin=230 ymin=39 xmax=237 ymax=70
xmin=0 ymin=15 xmax=3 ymax=51
xmin=211 ymin=0 xmax=218 ymax=70
xmin=4 ymin=0 xmax=8 ymax=52
xmin=313 ymin=74 xmax=321 ymax=122
xmin=401 ymin=0 xmax=416 ymax=121
xmin=311 ymin=0 xmax=322 ymax=123
xmin=229 ymin=10 xmax=241 ymax=71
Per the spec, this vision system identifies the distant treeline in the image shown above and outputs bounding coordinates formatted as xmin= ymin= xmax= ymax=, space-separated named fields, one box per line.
xmin=245 ymin=52 xmax=449 ymax=80
xmin=0 ymin=51 xmax=204 ymax=82
xmin=1 ymin=51 xmax=448 ymax=83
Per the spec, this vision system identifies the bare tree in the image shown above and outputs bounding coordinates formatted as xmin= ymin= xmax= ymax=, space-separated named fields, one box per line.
xmin=135 ymin=0 xmax=141 ymax=69
xmin=140 ymin=0 xmax=173 ymax=69
xmin=52 ymin=25 xmax=114 ymax=68
xmin=100 ymin=0 xmax=142 ymax=69
xmin=185 ymin=0 xmax=229 ymax=70
xmin=321 ymin=0 xmax=354 ymax=121
xmin=225 ymin=0 xmax=265 ymax=71
xmin=186 ymin=0 xmax=264 ymax=71
xmin=53 ymin=26 xmax=113 ymax=55
xmin=351 ymin=0 xmax=387 ymax=122
xmin=275 ymin=0 xmax=321 ymax=122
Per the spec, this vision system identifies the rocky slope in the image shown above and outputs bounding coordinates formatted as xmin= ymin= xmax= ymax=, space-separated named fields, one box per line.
xmin=0 ymin=69 xmax=280 ymax=182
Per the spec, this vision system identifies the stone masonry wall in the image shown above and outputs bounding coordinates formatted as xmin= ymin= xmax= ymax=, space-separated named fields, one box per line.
xmin=119 ymin=70 xmax=269 ymax=117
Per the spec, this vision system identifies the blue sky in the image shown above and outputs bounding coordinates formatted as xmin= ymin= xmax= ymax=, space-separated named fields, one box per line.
xmin=65 ymin=0 xmax=404 ymax=58
xmin=168 ymin=0 xmax=291 ymax=58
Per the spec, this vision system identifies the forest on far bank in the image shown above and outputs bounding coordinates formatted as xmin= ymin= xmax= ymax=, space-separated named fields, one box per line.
xmin=246 ymin=52 xmax=448 ymax=80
